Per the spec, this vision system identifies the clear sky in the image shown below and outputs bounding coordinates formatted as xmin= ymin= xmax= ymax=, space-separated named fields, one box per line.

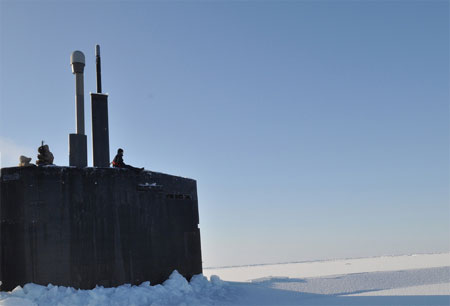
xmin=0 ymin=0 xmax=448 ymax=267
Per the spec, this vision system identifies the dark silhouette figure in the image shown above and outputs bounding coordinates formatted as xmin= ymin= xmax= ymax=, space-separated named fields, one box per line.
xmin=111 ymin=148 xmax=143 ymax=171
xmin=36 ymin=142 xmax=54 ymax=166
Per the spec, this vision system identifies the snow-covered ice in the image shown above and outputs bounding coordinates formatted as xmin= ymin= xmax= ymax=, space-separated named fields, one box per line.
xmin=203 ymin=253 xmax=450 ymax=282
xmin=0 ymin=271 xmax=230 ymax=306
xmin=1 ymin=253 xmax=449 ymax=305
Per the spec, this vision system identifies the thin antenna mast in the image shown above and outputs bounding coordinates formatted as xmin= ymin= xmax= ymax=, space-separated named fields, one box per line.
xmin=96 ymin=44 xmax=102 ymax=93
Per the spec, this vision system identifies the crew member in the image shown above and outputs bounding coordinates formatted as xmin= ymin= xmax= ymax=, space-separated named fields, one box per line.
xmin=111 ymin=148 xmax=143 ymax=171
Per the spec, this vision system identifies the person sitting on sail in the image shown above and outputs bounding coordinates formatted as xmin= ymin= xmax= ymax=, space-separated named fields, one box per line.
xmin=111 ymin=148 xmax=143 ymax=171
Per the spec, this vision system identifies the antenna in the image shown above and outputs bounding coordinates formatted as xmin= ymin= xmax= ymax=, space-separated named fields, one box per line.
xmin=96 ymin=44 xmax=102 ymax=93
xmin=70 ymin=51 xmax=86 ymax=135
xmin=69 ymin=50 xmax=88 ymax=167
xmin=91 ymin=44 xmax=110 ymax=167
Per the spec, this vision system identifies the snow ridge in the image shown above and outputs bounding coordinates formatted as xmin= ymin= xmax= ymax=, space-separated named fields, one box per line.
xmin=203 ymin=252 xmax=450 ymax=270
xmin=0 ymin=271 xmax=230 ymax=306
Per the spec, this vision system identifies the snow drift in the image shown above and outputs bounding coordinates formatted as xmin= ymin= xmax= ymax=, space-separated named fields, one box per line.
xmin=0 ymin=253 xmax=448 ymax=306
xmin=0 ymin=271 xmax=229 ymax=306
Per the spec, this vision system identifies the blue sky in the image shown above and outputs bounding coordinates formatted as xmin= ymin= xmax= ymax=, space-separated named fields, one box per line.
xmin=0 ymin=0 xmax=448 ymax=267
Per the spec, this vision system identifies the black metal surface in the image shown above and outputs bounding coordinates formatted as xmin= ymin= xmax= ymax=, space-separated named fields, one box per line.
xmin=0 ymin=167 xmax=202 ymax=290
xmin=91 ymin=93 xmax=110 ymax=167
xmin=95 ymin=45 xmax=102 ymax=93
xmin=69 ymin=134 xmax=87 ymax=168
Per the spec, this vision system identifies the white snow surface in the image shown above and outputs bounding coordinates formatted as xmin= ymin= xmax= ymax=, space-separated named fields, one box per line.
xmin=0 ymin=271 xmax=230 ymax=306
xmin=203 ymin=253 xmax=450 ymax=282
xmin=1 ymin=253 xmax=449 ymax=306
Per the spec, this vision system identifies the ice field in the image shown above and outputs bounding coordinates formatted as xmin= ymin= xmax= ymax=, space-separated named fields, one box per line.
xmin=0 ymin=253 xmax=448 ymax=305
